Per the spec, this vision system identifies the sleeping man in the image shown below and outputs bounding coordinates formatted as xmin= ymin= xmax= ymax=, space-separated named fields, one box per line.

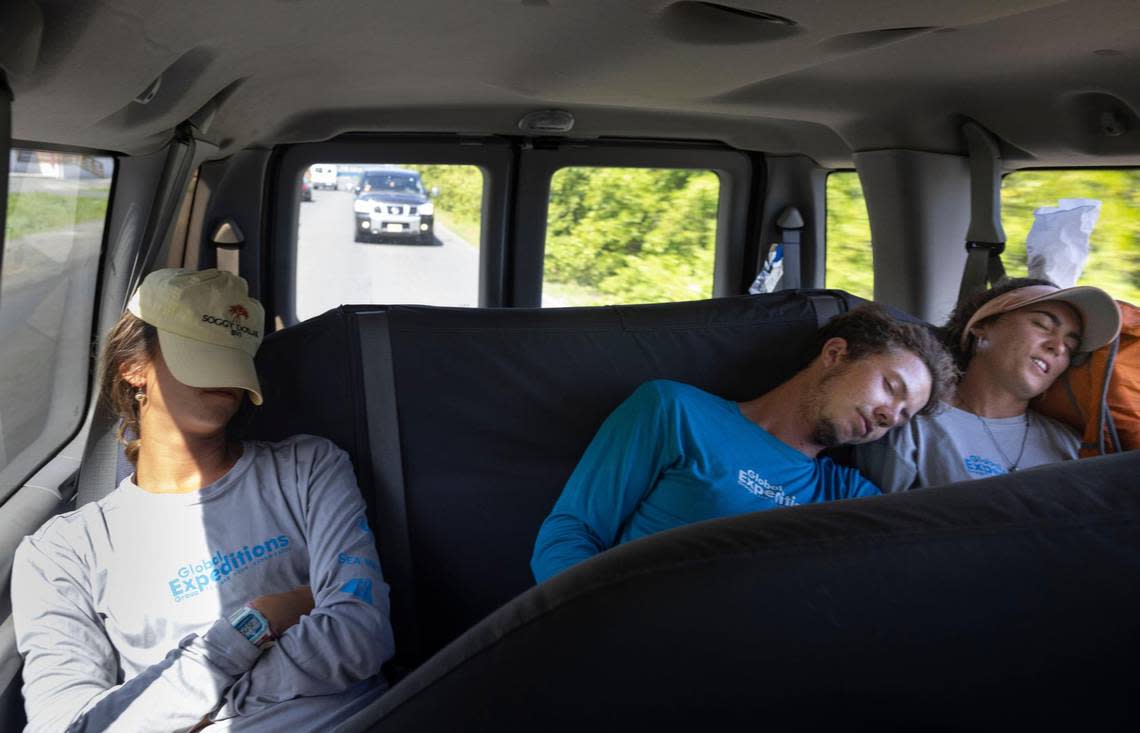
xmin=531 ymin=304 xmax=957 ymax=582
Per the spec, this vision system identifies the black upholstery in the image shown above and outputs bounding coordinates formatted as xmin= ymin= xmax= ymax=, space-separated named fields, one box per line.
xmin=245 ymin=290 xmax=861 ymax=673
xmin=342 ymin=449 xmax=1140 ymax=732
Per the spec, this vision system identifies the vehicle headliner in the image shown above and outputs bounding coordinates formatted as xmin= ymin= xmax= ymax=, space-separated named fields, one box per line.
xmin=3 ymin=0 xmax=1139 ymax=167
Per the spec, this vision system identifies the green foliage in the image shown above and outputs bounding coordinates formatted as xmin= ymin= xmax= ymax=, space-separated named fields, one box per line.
xmin=1001 ymin=169 xmax=1140 ymax=302
xmin=403 ymin=164 xmax=720 ymax=305
xmin=6 ymin=191 xmax=109 ymax=243
xmin=544 ymin=167 xmax=718 ymax=305
xmin=404 ymin=164 xmax=1140 ymax=309
xmin=403 ymin=164 xmax=484 ymax=247
xmin=825 ymin=173 xmax=874 ymax=300
xmin=826 ymin=169 xmax=1140 ymax=305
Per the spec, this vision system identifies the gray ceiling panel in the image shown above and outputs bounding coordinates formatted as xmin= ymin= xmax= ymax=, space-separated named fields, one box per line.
xmin=3 ymin=0 xmax=1138 ymax=164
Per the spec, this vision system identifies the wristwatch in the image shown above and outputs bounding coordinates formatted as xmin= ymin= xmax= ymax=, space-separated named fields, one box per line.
xmin=228 ymin=605 xmax=275 ymax=647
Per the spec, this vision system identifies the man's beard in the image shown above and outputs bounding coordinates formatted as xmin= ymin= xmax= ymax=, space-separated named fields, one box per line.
xmin=806 ymin=366 xmax=846 ymax=449
xmin=810 ymin=417 xmax=842 ymax=449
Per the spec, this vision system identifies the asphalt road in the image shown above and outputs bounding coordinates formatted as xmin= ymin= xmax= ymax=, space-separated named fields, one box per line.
xmin=295 ymin=190 xmax=480 ymax=320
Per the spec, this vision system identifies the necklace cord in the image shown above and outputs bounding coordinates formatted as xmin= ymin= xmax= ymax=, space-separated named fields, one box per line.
xmin=977 ymin=412 xmax=1032 ymax=472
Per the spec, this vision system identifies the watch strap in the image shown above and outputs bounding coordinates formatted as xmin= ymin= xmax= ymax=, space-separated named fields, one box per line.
xmin=228 ymin=604 xmax=275 ymax=646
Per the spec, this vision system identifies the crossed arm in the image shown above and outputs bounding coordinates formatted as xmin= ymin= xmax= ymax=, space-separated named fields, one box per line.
xmin=13 ymin=448 xmax=393 ymax=732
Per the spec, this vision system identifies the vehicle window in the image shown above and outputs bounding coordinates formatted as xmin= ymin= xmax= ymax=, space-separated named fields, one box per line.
xmin=1 ymin=147 xmax=113 ymax=496
xmin=295 ymin=163 xmax=484 ymax=319
xmin=825 ymin=171 xmax=874 ymax=300
xmin=1001 ymin=169 xmax=1140 ymax=303
xmin=542 ymin=166 xmax=719 ymax=307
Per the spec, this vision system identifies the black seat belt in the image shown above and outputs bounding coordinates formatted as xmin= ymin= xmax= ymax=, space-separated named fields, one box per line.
xmin=956 ymin=122 xmax=1007 ymax=304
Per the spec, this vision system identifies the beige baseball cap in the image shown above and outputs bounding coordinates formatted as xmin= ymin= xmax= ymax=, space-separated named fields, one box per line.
xmin=961 ymin=283 xmax=1121 ymax=354
xmin=127 ymin=268 xmax=265 ymax=405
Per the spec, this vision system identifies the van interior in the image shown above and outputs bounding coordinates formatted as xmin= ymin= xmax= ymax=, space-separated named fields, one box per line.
xmin=2 ymin=1 xmax=1139 ymax=730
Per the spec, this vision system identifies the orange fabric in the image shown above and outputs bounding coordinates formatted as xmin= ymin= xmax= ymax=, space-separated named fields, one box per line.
xmin=1033 ymin=301 xmax=1140 ymax=457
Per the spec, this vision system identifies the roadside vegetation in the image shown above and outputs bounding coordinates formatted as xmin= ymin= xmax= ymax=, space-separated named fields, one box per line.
xmin=828 ymin=169 xmax=1140 ymax=304
xmin=403 ymin=165 xmax=484 ymax=248
xmin=403 ymin=165 xmax=1140 ymax=308
xmin=411 ymin=164 xmax=718 ymax=306
xmin=5 ymin=191 xmax=110 ymax=243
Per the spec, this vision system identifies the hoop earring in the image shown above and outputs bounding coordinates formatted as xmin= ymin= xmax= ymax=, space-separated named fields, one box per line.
xmin=135 ymin=389 xmax=147 ymax=405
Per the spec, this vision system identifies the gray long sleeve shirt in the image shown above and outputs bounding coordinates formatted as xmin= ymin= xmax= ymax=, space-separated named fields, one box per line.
xmin=12 ymin=435 xmax=394 ymax=732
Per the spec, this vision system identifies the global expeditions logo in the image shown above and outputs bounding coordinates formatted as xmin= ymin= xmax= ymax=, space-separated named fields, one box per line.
xmin=167 ymin=533 xmax=291 ymax=602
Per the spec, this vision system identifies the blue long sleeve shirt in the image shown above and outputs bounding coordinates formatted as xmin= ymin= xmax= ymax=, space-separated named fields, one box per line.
xmin=531 ymin=380 xmax=879 ymax=582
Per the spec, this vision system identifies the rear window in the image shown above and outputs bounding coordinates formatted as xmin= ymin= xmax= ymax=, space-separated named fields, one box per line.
xmin=1001 ymin=169 xmax=1140 ymax=302
xmin=542 ymin=166 xmax=720 ymax=306
xmin=294 ymin=163 xmax=484 ymax=319
xmin=1 ymin=147 xmax=113 ymax=496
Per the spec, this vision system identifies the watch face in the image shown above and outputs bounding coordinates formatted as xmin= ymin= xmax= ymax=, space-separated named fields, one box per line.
xmin=236 ymin=615 xmax=262 ymax=637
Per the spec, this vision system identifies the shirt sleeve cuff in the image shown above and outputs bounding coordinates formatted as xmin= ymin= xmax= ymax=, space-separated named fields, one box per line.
xmin=201 ymin=617 xmax=262 ymax=677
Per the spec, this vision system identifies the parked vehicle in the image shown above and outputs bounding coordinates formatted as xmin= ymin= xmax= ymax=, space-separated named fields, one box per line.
xmin=311 ymin=163 xmax=338 ymax=190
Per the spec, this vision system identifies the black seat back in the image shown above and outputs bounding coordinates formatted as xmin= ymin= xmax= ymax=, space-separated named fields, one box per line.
xmin=344 ymin=449 xmax=1140 ymax=732
xmin=245 ymin=290 xmax=860 ymax=672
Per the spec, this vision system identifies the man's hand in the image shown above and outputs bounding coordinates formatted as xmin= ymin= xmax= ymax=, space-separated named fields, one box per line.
xmin=249 ymin=586 xmax=315 ymax=637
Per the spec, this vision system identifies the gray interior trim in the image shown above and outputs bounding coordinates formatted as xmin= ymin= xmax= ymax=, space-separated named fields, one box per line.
xmin=759 ymin=156 xmax=827 ymax=290
xmin=963 ymin=122 xmax=1007 ymax=246
xmin=855 ymin=149 xmax=971 ymax=322
xmin=191 ymin=149 xmax=271 ymax=292
xmin=8 ymin=1 xmax=1139 ymax=167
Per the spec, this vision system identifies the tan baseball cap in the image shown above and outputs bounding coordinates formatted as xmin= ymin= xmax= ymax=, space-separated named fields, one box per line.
xmin=127 ymin=268 xmax=265 ymax=405
xmin=960 ymin=283 xmax=1121 ymax=354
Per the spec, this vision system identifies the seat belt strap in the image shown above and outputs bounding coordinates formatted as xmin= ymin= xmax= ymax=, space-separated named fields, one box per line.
xmin=775 ymin=206 xmax=804 ymax=291
xmin=1098 ymin=336 xmax=1122 ymax=454
xmin=356 ymin=310 xmax=421 ymax=677
xmin=808 ymin=293 xmax=844 ymax=328
xmin=957 ymin=122 xmax=1007 ymax=304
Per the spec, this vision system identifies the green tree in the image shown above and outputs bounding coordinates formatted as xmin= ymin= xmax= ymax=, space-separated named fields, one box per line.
xmin=825 ymin=172 xmax=874 ymax=300
xmin=1002 ymin=169 xmax=1140 ymax=302
xmin=825 ymin=169 xmax=1140 ymax=304
xmin=545 ymin=167 xmax=719 ymax=305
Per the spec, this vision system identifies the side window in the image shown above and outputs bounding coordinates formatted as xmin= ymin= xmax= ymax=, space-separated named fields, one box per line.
xmin=1 ymin=147 xmax=114 ymax=496
xmin=1001 ymin=169 xmax=1140 ymax=302
xmin=542 ymin=167 xmax=719 ymax=306
xmin=825 ymin=171 xmax=874 ymax=300
xmin=294 ymin=163 xmax=484 ymax=319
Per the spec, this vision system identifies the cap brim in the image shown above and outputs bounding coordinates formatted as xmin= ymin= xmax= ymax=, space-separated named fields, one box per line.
xmin=1023 ymin=286 xmax=1121 ymax=352
xmin=157 ymin=329 xmax=264 ymax=405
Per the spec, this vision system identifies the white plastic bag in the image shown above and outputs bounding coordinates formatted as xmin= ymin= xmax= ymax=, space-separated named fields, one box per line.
xmin=749 ymin=244 xmax=784 ymax=294
xmin=1025 ymin=198 xmax=1101 ymax=288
